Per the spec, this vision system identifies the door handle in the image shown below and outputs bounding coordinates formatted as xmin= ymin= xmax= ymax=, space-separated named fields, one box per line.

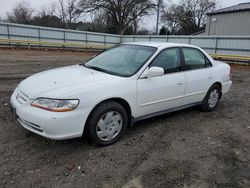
xmin=176 ymin=83 xmax=184 ymax=86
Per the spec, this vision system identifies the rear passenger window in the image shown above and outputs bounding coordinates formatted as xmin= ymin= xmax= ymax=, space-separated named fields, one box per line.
xmin=150 ymin=48 xmax=181 ymax=74
xmin=183 ymin=48 xmax=209 ymax=70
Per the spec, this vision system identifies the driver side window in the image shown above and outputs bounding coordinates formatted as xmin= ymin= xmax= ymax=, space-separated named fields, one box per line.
xmin=150 ymin=48 xmax=181 ymax=74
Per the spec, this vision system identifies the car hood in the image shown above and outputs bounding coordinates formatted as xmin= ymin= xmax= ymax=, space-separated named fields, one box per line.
xmin=19 ymin=65 xmax=120 ymax=99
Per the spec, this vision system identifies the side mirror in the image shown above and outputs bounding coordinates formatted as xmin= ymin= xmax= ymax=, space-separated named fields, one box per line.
xmin=143 ymin=66 xmax=164 ymax=78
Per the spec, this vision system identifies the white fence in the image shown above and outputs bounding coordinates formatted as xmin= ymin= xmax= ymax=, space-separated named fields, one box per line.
xmin=0 ymin=22 xmax=250 ymax=56
xmin=122 ymin=35 xmax=250 ymax=56
xmin=0 ymin=22 xmax=120 ymax=48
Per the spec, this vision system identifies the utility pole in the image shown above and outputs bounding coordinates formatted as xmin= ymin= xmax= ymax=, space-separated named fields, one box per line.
xmin=156 ymin=0 xmax=162 ymax=35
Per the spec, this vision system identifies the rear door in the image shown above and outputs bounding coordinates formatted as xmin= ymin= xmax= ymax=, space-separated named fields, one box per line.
xmin=136 ymin=48 xmax=185 ymax=117
xmin=181 ymin=47 xmax=214 ymax=105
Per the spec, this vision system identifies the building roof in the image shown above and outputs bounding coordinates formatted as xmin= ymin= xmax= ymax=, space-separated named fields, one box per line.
xmin=207 ymin=2 xmax=250 ymax=15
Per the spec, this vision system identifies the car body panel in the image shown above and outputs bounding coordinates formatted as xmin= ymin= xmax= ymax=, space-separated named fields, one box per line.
xmin=18 ymin=65 xmax=121 ymax=99
xmin=10 ymin=42 xmax=232 ymax=140
xmin=183 ymin=67 xmax=214 ymax=105
xmin=137 ymin=72 xmax=185 ymax=117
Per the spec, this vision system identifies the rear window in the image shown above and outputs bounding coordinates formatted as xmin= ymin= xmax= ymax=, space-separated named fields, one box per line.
xmin=183 ymin=48 xmax=211 ymax=70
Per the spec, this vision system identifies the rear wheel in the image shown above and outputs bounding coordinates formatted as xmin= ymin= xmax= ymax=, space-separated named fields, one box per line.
xmin=201 ymin=84 xmax=221 ymax=112
xmin=86 ymin=101 xmax=128 ymax=146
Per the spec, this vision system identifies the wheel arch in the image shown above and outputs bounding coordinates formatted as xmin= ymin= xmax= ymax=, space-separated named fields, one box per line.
xmin=85 ymin=97 xmax=133 ymax=132
xmin=211 ymin=81 xmax=222 ymax=97
xmin=212 ymin=82 xmax=222 ymax=91
xmin=207 ymin=82 xmax=222 ymax=99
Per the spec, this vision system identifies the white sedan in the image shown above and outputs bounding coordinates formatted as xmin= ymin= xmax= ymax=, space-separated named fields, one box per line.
xmin=10 ymin=42 xmax=232 ymax=146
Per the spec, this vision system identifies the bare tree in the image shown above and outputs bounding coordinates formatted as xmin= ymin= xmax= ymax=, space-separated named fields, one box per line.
xmin=130 ymin=1 xmax=156 ymax=34
xmin=90 ymin=10 xmax=108 ymax=32
xmin=47 ymin=2 xmax=57 ymax=16
xmin=161 ymin=4 xmax=182 ymax=34
xmin=161 ymin=0 xmax=216 ymax=35
xmin=38 ymin=2 xmax=57 ymax=18
xmin=57 ymin=0 xmax=79 ymax=29
xmin=77 ymin=0 xmax=156 ymax=35
xmin=57 ymin=0 xmax=67 ymax=28
xmin=137 ymin=28 xmax=151 ymax=35
xmin=66 ymin=0 xmax=78 ymax=29
xmin=7 ymin=1 xmax=34 ymax=24
xmin=32 ymin=5 xmax=62 ymax=28
xmin=181 ymin=0 xmax=216 ymax=29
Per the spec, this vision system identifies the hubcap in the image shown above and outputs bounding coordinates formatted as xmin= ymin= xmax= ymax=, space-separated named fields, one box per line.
xmin=208 ymin=89 xmax=219 ymax=108
xmin=96 ymin=111 xmax=123 ymax=141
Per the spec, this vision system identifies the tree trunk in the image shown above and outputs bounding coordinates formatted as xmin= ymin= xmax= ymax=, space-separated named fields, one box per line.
xmin=133 ymin=21 xmax=138 ymax=35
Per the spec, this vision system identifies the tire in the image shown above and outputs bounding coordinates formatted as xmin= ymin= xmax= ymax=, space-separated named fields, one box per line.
xmin=201 ymin=84 xmax=221 ymax=112
xmin=86 ymin=101 xmax=128 ymax=146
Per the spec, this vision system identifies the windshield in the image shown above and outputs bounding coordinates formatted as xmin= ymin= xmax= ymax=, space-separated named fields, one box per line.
xmin=84 ymin=45 xmax=157 ymax=77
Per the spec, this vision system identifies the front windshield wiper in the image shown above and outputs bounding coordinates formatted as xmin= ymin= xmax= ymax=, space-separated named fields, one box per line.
xmin=81 ymin=64 xmax=110 ymax=74
xmin=80 ymin=63 xmax=129 ymax=77
xmin=87 ymin=66 xmax=108 ymax=73
xmin=79 ymin=63 xmax=88 ymax=67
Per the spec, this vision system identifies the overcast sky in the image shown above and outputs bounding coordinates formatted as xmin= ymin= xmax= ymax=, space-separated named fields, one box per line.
xmin=0 ymin=0 xmax=249 ymax=30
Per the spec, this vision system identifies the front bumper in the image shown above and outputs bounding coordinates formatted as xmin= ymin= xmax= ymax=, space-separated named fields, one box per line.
xmin=222 ymin=80 xmax=232 ymax=94
xmin=10 ymin=90 xmax=89 ymax=140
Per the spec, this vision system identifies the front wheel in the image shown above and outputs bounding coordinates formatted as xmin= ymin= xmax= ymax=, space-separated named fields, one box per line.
xmin=201 ymin=84 xmax=221 ymax=112
xmin=86 ymin=101 xmax=128 ymax=146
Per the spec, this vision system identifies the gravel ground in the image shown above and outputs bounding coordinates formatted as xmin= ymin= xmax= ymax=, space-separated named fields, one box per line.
xmin=0 ymin=49 xmax=249 ymax=188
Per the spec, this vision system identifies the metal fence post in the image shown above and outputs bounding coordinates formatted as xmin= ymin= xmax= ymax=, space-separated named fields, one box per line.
xmin=62 ymin=30 xmax=66 ymax=50
xmin=104 ymin=35 xmax=106 ymax=49
xmin=86 ymin=33 xmax=88 ymax=45
xmin=63 ymin=30 xmax=66 ymax=43
xmin=120 ymin=35 xmax=122 ymax=44
xmin=38 ymin=28 xmax=41 ymax=48
xmin=214 ymin=36 xmax=218 ymax=54
xmin=1 ymin=22 xmax=250 ymax=56
xmin=7 ymin=24 xmax=11 ymax=47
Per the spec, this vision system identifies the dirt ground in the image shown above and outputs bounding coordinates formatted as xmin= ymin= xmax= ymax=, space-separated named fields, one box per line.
xmin=0 ymin=49 xmax=249 ymax=188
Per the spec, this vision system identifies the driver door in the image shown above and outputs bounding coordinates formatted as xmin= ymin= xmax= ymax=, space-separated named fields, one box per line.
xmin=136 ymin=48 xmax=185 ymax=117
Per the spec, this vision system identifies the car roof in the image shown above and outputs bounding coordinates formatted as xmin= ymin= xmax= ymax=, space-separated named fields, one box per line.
xmin=123 ymin=41 xmax=198 ymax=49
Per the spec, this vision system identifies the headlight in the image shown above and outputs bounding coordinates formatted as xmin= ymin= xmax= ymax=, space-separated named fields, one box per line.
xmin=31 ymin=98 xmax=79 ymax=112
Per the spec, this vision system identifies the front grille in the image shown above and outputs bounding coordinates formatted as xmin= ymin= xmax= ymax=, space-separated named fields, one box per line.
xmin=18 ymin=118 xmax=43 ymax=132
xmin=16 ymin=89 xmax=29 ymax=104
